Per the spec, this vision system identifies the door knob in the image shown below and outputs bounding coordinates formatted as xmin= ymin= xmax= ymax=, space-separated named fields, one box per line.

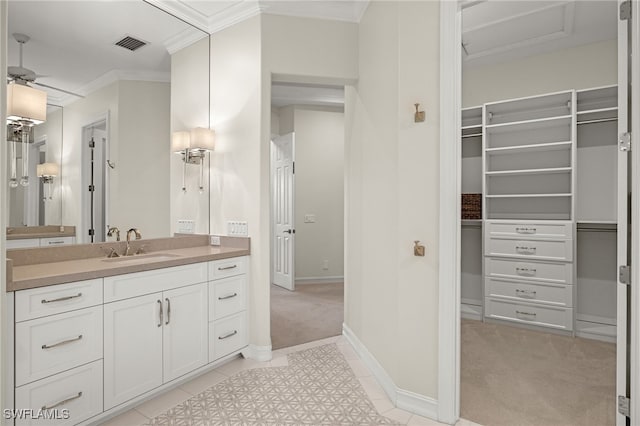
xmin=283 ymin=229 xmax=295 ymax=234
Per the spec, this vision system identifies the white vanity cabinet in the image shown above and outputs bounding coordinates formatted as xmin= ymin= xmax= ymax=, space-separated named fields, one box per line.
xmin=7 ymin=236 xmax=76 ymax=250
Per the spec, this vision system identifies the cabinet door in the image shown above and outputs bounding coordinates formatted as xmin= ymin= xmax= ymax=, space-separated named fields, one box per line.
xmin=104 ymin=293 xmax=163 ymax=410
xmin=163 ymin=283 xmax=208 ymax=382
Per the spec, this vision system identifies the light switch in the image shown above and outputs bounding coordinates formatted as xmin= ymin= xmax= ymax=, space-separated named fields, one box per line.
xmin=177 ymin=220 xmax=195 ymax=234
xmin=304 ymin=214 xmax=316 ymax=223
xmin=227 ymin=221 xmax=248 ymax=236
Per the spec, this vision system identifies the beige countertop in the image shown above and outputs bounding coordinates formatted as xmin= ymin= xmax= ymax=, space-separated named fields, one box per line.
xmin=6 ymin=235 xmax=250 ymax=292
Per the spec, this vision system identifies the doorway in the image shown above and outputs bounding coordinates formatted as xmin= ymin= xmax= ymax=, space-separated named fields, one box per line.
xmin=81 ymin=116 xmax=109 ymax=243
xmin=269 ymin=81 xmax=346 ymax=350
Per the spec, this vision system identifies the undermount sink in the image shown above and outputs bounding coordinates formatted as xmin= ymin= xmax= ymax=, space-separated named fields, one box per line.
xmin=102 ymin=253 xmax=181 ymax=264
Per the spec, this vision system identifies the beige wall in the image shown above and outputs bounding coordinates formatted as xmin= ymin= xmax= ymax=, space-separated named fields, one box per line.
xmin=345 ymin=0 xmax=440 ymax=398
xmin=463 ymin=40 xmax=617 ymax=107
xmin=34 ymin=109 xmax=63 ymax=225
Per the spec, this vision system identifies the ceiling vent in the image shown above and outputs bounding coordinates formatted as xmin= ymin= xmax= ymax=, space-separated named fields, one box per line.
xmin=114 ymin=35 xmax=147 ymax=52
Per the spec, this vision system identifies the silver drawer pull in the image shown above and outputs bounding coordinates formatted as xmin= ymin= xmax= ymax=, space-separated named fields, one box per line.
xmin=165 ymin=298 xmax=171 ymax=325
xmin=47 ymin=240 xmax=65 ymax=245
xmin=516 ymin=310 xmax=537 ymax=318
xmin=42 ymin=392 xmax=82 ymax=410
xmin=218 ymin=293 xmax=238 ymax=300
xmin=41 ymin=293 xmax=82 ymax=304
xmin=219 ymin=330 xmax=238 ymax=340
xmin=42 ymin=335 xmax=83 ymax=350
xmin=218 ymin=265 xmax=238 ymax=271
xmin=515 ymin=289 xmax=537 ymax=298
xmin=515 ymin=227 xmax=537 ymax=234
xmin=515 ymin=246 xmax=537 ymax=254
xmin=157 ymin=300 xmax=163 ymax=327
xmin=516 ymin=267 xmax=537 ymax=275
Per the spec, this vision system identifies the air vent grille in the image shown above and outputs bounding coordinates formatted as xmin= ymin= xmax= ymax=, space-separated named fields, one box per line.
xmin=115 ymin=36 xmax=147 ymax=52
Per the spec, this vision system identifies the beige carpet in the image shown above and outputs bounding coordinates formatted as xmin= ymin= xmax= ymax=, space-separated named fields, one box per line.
xmin=270 ymin=283 xmax=344 ymax=350
xmin=461 ymin=319 xmax=616 ymax=426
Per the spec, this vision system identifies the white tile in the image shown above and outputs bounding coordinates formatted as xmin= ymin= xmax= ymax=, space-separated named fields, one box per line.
xmin=215 ymin=357 xmax=264 ymax=376
xmin=179 ymin=369 xmax=227 ymax=395
xmin=269 ymin=355 xmax=289 ymax=367
xmin=347 ymin=359 xmax=372 ymax=377
xmin=408 ymin=414 xmax=446 ymax=425
xmin=457 ymin=418 xmax=484 ymax=426
xmin=134 ymin=388 xmax=191 ymax=418
xmin=100 ymin=409 xmax=148 ymax=426
xmin=370 ymin=397 xmax=395 ymax=414
xmin=383 ymin=408 xmax=413 ymax=424
xmin=337 ymin=343 xmax=359 ymax=360
xmin=358 ymin=376 xmax=388 ymax=400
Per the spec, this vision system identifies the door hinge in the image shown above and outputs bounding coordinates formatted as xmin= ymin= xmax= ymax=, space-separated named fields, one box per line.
xmin=88 ymin=229 xmax=95 ymax=236
xmin=620 ymin=1 xmax=631 ymax=20
xmin=618 ymin=395 xmax=630 ymax=417
xmin=88 ymin=185 xmax=95 ymax=192
xmin=620 ymin=265 xmax=631 ymax=285
xmin=619 ymin=132 xmax=631 ymax=152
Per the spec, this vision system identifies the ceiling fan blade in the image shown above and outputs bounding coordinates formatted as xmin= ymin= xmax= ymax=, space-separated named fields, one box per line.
xmin=33 ymin=81 xmax=85 ymax=98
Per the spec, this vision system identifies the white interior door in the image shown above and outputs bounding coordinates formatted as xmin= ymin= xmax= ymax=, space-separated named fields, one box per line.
xmin=271 ymin=132 xmax=295 ymax=291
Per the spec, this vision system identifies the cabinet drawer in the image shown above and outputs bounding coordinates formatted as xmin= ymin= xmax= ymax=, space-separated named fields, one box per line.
xmin=7 ymin=239 xmax=40 ymax=249
xmin=485 ymin=278 xmax=573 ymax=308
xmin=16 ymin=279 xmax=103 ymax=322
xmin=209 ymin=257 xmax=247 ymax=281
xmin=485 ymin=298 xmax=573 ymax=330
xmin=16 ymin=306 xmax=103 ymax=387
xmin=486 ymin=221 xmax=572 ymax=239
xmin=209 ymin=312 xmax=247 ymax=362
xmin=39 ymin=237 xmax=75 ymax=247
xmin=15 ymin=360 xmax=103 ymax=426
xmin=209 ymin=275 xmax=247 ymax=321
xmin=486 ymin=238 xmax=573 ymax=262
xmin=104 ymin=262 xmax=207 ymax=302
xmin=485 ymin=258 xmax=573 ymax=284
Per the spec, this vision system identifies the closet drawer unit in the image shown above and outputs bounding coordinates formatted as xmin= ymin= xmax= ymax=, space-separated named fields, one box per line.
xmin=209 ymin=312 xmax=247 ymax=362
xmin=486 ymin=221 xmax=572 ymax=239
xmin=209 ymin=257 xmax=247 ymax=281
xmin=209 ymin=275 xmax=247 ymax=321
xmin=485 ymin=258 xmax=573 ymax=284
xmin=39 ymin=237 xmax=75 ymax=247
xmin=15 ymin=306 xmax=103 ymax=386
xmin=15 ymin=279 xmax=103 ymax=322
xmin=485 ymin=278 xmax=573 ymax=308
xmin=485 ymin=298 xmax=573 ymax=330
xmin=15 ymin=360 xmax=103 ymax=426
xmin=485 ymin=238 xmax=573 ymax=262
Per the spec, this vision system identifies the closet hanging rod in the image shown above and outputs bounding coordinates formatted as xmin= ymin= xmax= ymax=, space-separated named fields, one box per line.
xmin=462 ymin=133 xmax=483 ymax=138
xmin=576 ymin=227 xmax=617 ymax=233
xmin=577 ymin=117 xmax=618 ymax=125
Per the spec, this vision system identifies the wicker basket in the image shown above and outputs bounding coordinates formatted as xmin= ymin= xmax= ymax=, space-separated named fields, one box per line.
xmin=461 ymin=193 xmax=482 ymax=220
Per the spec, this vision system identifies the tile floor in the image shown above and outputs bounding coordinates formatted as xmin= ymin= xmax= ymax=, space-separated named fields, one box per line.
xmin=100 ymin=335 xmax=479 ymax=426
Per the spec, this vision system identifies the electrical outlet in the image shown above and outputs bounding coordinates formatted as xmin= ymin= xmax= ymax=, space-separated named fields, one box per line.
xmin=227 ymin=221 xmax=248 ymax=236
xmin=304 ymin=214 xmax=316 ymax=223
xmin=210 ymin=235 xmax=221 ymax=246
xmin=177 ymin=219 xmax=195 ymax=234
xmin=322 ymin=260 xmax=329 ymax=270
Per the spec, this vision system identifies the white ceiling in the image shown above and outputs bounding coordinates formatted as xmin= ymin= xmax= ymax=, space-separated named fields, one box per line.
xmin=6 ymin=0 xmax=618 ymax=107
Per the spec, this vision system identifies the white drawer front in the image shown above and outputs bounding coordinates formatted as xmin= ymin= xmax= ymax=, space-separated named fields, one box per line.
xmin=39 ymin=237 xmax=75 ymax=247
xmin=485 ymin=278 xmax=573 ymax=308
xmin=487 ymin=221 xmax=572 ymax=239
xmin=485 ymin=298 xmax=573 ymax=330
xmin=485 ymin=258 xmax=573 ymax=284
xmin=104 ymin=262 xmax=208 ymax=302
xmin=209 ymin=257 xmax=247 ymax=281
xmin=16 ymin=306 xmax=103 ymax=386
xmin=7 ymin=239 xmax=40 ymax=249
xmin=209 ymin=312 xmax=247 ymax=362
xmin=486 ymin=238 xmax=573 ymax=262
xmin=15 ymin=360 xmax=103 ymax=426
xmin=16 ymin=279 xmax=103 ymax=322
xmin=210 ymin=275 xmax=247 ymax=321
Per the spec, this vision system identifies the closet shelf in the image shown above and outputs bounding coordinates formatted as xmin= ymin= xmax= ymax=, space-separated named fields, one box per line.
xmin=462 ymin=219 xmax=483 ymax=226
xmin=486 ymin=193 xmax=572 ymax=199
xmin=485 ymin=115 xmax=572 ymax=134
xmin=461 ymin=124 xmax=482 ymax=130
xmin=485 ymin=141 xmax=572 ymax=155
xmin=577 ymin=106 xmax=618 ymax=115
xmin=485 ymin=167 xmax=571 ymax=177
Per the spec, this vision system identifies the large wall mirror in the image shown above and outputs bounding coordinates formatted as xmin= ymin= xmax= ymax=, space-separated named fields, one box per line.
xmin=6 ymin=0 xmax=209 ymax=244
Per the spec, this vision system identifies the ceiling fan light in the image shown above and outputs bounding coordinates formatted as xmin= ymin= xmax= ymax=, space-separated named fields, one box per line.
xmin=7 ymin=82 xmax=47 ymax=124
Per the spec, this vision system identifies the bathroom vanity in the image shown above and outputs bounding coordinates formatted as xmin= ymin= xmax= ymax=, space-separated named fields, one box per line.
xmin=5 ymin=235 xmax=250 ymax=425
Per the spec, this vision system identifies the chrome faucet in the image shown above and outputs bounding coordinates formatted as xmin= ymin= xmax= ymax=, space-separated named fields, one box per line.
xmin=107 ymin=227 xmax=120 ymax=241
xmin=125 ymin=228 xmax=142 ymax=256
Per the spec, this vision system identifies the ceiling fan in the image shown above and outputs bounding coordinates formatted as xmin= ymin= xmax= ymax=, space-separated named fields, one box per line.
xmin=7 ymin=33 xmax=85 ymax=99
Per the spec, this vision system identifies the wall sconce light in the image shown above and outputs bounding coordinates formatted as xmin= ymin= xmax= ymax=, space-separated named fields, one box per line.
xmin=6 ymin=82 xmax=47 ymax=189
xmin=172 ymin=127 xmax=215 ymax=193
xmin=37 ymin=162 xmax=59 ymax=200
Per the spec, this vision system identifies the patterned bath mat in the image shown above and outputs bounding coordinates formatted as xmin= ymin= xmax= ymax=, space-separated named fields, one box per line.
xmin=145 ymin=343 xmax=400 ymax=425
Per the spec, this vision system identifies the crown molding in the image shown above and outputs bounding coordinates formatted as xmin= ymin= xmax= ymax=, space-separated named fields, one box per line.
xmin=207 ymin=1 xmax=263 ymax=34
xmin=143 ymin=0 xmax=210 ymax=33
xmin=165 ymin=27 xmax=208 ymax=55
xmin=260 ymin=0 xmax=369 ymax=23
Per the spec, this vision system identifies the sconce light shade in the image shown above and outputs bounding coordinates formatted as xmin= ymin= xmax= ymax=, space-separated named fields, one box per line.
xmin=171 ymin=131 xmax=191 ymax=152
xmin=37 ymin=162 xmax=59 ymax=178
xmin=190 ymin=127 xmax=215 ymax=151
xmin=7 ymin=83 xmax=47 ymax=124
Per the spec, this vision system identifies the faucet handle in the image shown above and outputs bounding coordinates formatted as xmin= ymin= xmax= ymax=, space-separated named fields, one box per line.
xmin=102 ymin=247 xmax=120 ymax=258
xmin=135 ymin=244 xmax=147 ymax=255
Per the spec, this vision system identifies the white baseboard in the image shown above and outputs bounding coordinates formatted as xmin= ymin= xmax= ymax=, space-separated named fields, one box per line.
xmin=342 ymin=323 xmax=439 ymax=421
xmin=242 ymin=344 xmax=272 ymax=362
xmin=295 ymin=276 xmax=344 ymax=284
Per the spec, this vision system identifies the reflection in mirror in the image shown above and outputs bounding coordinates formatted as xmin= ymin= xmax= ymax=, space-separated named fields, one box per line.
xmin=6 ymin=0 xmax=209 ymax=244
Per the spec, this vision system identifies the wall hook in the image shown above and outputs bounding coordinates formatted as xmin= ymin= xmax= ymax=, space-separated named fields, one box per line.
xmin=414 ymin=240 xmax=425 ymax=257
xmin=106 ymin=160 xmax=116 ymax=169
xmin=414 ymin=103 xmax=425 ymax=123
